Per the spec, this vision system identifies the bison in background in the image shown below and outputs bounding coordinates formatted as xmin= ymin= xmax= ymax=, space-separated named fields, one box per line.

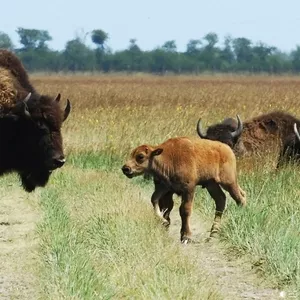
xmin=122 ymin=136 xmax=246 ymax=243
xmin=197 ymin=111 xmax=300 ymax=167
xmin=277 ymin=123 xmax=300 ymax=168
xmin=0 ymin=50 xmax=71 ymax=192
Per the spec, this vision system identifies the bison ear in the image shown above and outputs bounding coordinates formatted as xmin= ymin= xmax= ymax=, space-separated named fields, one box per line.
xmin=54 ymin=93 xmax=61 ymax=103
xmin=152 ymin=148 xmax=163 ymax=156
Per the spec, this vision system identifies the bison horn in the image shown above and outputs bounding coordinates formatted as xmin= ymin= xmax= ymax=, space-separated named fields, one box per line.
xmin=294 ymin=123 xmax=300 ymax=142
xmin=23 ymin=92 xmax=31 ymax=103
xmin=63 ymin=99 xmax=71 ymax=122
xmin=196 ymin=118 xmax=207 ymax=139
xmin=230 ymin=115 xmax=243 ymax=139
xmin=22 ymin=93 xmax=31 ymax=117
xmin=54 ymin=93 xmax=61 ymax=103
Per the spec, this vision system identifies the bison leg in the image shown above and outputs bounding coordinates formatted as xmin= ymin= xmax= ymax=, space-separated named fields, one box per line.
xmin=206 ymin=181 xmax=226 ymax=238
xmin=159 ymin=191 xmax=174 ymax=227
xmin=179 ymin=189 xmax=195 ymax=244
xmin=220 ymin=182 xmax=246 ymax=207
xmin=151 ymin=184 xmax=170 ymax=226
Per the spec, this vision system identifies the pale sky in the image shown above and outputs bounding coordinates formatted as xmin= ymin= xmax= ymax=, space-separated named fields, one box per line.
xmin=2 ymin=0 xmax=300 ymax=52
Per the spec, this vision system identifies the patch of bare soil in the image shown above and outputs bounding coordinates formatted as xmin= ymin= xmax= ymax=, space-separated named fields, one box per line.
xmin=167 ymin=199 xmax=292 ymax=300
xmin=0 ymin=189 xmax=41 ymax=300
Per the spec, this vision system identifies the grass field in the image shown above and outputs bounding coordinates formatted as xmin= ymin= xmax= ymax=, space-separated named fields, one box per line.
xmin=2 ymin=74 xmax=300 ymax=299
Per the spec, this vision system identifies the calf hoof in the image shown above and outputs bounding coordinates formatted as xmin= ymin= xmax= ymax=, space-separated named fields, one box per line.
xmin=181 ymin=236 xmax=192 ymax=245
xmin=209 ymin=230 xmax=220 ymax=238
xmin=161 ymin=219 xmax=170 ymax=228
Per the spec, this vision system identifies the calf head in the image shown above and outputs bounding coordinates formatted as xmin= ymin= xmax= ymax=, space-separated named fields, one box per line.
xmin=11 ymin=92 xmax=71 ymax=192
xmin=122 ymin=145 xmax=163 ymax=178
xmin=197 ymin=115 xmax=243 ymax=148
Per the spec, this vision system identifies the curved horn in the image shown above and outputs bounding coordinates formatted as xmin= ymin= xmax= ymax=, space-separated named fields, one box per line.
xmin=63 ymin=99 xmax=71 ymax=122
xmin=22 ymin=93 xmax=31 ymax=117
xmin=23 ymin=92 xmax=31 ymax=103
xmin=230 ymin=115 xmax=243 ymax=139
xmin=54 ymin=93 xmax=61 ymax=103
xmin=294 ymin=123 xmax=300 ymax=142
xmin=196 ymin=118 xmax=207 ymax=139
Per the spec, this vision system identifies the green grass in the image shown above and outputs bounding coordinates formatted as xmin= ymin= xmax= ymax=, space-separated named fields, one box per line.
xmin=194 ymin=164 xmax=300 ymax=294
xmin=65 ymin=151 xmax=300 ymax=294
xmin=36 ymin=164 xmax=221 ymax=299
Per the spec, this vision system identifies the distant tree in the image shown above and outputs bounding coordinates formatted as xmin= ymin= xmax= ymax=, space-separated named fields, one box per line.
xmin=0 ymin=31 xmax=14 ymax=50
xmin=63 ymin=38 xmax=96 ymax=71
xmin=186 ymin=39 xmax=202 ymax=55
xmin=252 ymin=42 xmax=277 ymax=71
xmin=16 ymin=27 xmax=52 ymax=50
xmin=291 ymin=46 xmax=300 ymax=72
xmin=162 ymin=40 xmax=177 ymax=53
xmin=220 ymin=35 xmax=235 ymax=70
xmin=91 ymin=29 xmax=109 ymax=51
xmin=232 ymin=37 xmax=253 ymax=70
xmin=203 ymin=32 xmax=218 ymax=49
xmin=202 ymin=32 xmax=221 ymax=70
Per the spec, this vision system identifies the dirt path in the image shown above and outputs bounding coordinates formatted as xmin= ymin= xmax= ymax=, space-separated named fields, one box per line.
xmin=167 ymin=198 xmax=289 ymax=300
xmin=0 ymin=188 xmax=41 ymax=300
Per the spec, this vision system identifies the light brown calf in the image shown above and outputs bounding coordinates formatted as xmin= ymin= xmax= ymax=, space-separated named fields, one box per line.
xmin=122 ymin=136 xmax=246 ymax=243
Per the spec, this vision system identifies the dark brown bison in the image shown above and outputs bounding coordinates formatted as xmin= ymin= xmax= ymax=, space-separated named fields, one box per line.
xmin=277 ymin=123 xmax=300 ymax=167
xmin=197 ymin=111 xmax=300 ymax=167
xmin=0 ymin=50 xmax=71 ymax=192
xmin=122 ymin=136 xmax=246 ymax=243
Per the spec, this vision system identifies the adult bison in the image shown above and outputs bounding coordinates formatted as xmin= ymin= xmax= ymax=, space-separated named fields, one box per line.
xmin=277 ymin=123 xmax=300 ymax=168
xmin=0 ymin=50 xmax=71 ymax=192
xmin=122 ymin=136 xmax=246 ymax=243
xmin=197 ymin=111 xmax=300 ymax=166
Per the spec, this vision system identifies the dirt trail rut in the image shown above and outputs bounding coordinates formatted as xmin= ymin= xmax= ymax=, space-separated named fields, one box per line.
xmin=167 ymin=200 xmax=291 ymax=300
xmin=0 ymin=189 xmax=41 ymax=300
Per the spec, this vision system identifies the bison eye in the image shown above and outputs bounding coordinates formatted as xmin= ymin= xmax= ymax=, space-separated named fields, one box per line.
xmin=136 ymin=154 xmax=144 ymax=161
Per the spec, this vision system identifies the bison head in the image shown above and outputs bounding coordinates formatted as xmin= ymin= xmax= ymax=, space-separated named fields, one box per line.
xmin=197 ymin=115 xmax=243 ymax=148
xmin=10 ymin=92 xmax=71 ymax=192
xmin=122 ymin=145 xmax=163 ymax=178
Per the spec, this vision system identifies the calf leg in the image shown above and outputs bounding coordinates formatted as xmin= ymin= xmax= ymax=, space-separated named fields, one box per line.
xmin=206 ymin=181 xmax=226 ymax=238
xmin=179 ymin=189 xmax=195 ymax=244
xmin=151 ymin=184 xmax=170 ymax=226
xmin=220 ymin=182 xmax=246 ymax=207
xmin=159 ymin=191 xmax=174 ymax=226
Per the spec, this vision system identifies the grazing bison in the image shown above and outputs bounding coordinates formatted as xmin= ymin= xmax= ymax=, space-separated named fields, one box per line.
xmin=277 ymin=123 xmax=300 ymax=168
xmin=197 ymin=111 xmax=300 ymax=166
xmin=122 ymin=136 xmax=246 ymax=243
xmin=0 ymin=50 xmax=71 ymax=192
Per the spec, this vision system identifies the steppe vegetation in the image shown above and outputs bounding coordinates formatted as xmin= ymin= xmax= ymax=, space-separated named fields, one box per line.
xmin=2 ymin=74 xmax=300 ymax=299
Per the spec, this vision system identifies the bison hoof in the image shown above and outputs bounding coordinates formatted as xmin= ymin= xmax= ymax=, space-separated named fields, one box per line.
xmin=181 ymin=236 xmax=192 ymax=245
xmin=209 ymin=229 xmax=220 ymax=239
xmin=161 ymin=219 xmax=170 ymax=228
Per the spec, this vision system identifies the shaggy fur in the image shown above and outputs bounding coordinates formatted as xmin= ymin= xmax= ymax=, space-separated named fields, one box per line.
xmin=0 ymin=50 xmax=34 ymax=92
xmin=0 ymin=50 xmax=71 ymax=192
xmin=0 ymin=67 xmax=32 ymax=113
xmin=198 ymin=111 xmax=300 ymax=166
xmin=122 ymin=136 xmax=246 ymax=243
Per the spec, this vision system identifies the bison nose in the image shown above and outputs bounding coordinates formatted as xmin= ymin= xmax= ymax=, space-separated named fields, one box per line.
xmin=53 ymin=156 xmax=66 ymax=169
xmin=122 ymin=165 xmax=131 ymax=175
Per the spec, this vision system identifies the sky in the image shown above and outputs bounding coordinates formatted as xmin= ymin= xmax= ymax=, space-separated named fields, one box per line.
xmin=2 ymin=0 xmax=300 ymax=52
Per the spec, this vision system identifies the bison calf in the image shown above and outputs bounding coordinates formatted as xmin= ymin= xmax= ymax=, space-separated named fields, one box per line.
xmin=122 ymin=136 xmax=246 ymax=243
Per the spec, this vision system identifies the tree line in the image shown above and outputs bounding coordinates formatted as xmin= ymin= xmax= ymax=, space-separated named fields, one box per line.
xmin=1 ymin=28 xmax=300 ymax=74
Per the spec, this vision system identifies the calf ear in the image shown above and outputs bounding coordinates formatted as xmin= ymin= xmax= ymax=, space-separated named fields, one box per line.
xmin=152 ymin=148 xmax=163 ymax=156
